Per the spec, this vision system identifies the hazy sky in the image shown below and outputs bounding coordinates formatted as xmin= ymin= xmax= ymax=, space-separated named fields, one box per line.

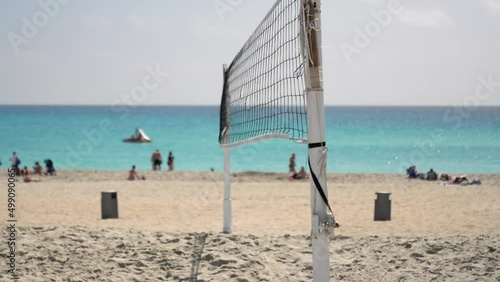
xmin=1 ymin=0 xmax=500 ymax=106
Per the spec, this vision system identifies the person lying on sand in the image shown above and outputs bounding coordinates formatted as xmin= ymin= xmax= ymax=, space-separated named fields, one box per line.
xmin=23 ymin=166 xmax=41 ymax=182
xmin=443 ymin=175 xmax=482 ymax=186
xmin=439 ymin=173 xmax=450 ymax=181
xmin=450 ymin=175 xmax=469 ymax=185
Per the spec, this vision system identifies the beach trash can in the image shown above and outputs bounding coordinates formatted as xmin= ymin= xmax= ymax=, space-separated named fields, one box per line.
xmin=374 ymin=192 xmax=391 ymax=221
xmin=101 ymin=191 xmax=118 ymax=219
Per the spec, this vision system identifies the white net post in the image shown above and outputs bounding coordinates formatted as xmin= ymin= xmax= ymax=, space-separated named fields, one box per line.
xmin=223 ymin=147 xmax=232 ymax=233
xmin=221 ymin=64 xmax=232 ymax=234
xmin=303 ymin=0 xmax=333 ymax=281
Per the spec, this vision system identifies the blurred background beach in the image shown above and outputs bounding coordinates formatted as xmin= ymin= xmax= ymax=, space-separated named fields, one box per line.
xmin=1 ymin=105 xmax=498 ymax=174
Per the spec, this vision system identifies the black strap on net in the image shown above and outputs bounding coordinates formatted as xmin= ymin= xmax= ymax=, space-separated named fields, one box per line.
xmin=308 ymin=142 xmax=333 ymax=214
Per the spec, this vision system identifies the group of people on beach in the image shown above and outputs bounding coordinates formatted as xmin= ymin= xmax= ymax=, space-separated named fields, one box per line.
xmin=151 ymin=149 xmax=174 ymax=171
xmin=406 ymin=165 xmax=480 ymax=185
xmin=2 ymin=152 xmax=57 ymax=182
xmin=127 ymin=149 xmax=175 ymax=181
xmin=406 ymin=165 xmax=439 ymax=181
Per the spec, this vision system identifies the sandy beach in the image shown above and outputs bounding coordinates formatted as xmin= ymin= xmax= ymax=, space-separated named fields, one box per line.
xmin=1 ymin=171 xmax=499 ymax=281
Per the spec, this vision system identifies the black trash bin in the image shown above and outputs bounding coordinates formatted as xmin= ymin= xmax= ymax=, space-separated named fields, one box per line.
xmin=374 ymin=192 xmax=391 ymax=221
xmin=101 ymin=191 xmax=119 ymax=219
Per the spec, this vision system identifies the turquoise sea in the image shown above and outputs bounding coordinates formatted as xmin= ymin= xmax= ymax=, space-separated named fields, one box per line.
xmin=0 ymin=106 xmax=498 ymax=174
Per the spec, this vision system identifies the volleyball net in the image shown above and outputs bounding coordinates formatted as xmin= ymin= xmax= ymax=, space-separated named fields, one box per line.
xmin=218 ymin=0 xmax=307 ymax=147
xmin=218 ymin=1 xmax=335 ymax=280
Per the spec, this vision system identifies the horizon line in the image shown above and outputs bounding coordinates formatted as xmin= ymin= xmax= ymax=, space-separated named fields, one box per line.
xmin=1 ymin=103 xmax=500 ymax=107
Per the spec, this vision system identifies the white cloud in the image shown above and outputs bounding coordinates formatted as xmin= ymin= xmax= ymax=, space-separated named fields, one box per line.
xmin=128 ymin=16 xmax=171 ymax=29
xmin=480 ymin=0 xmax=500 ymax=14
xmin=398 ymin=9 xmax=454 ymax=28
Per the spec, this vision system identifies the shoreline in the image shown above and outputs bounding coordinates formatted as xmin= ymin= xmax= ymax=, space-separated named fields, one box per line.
xmin=10 ymin=169 xmax=500 ymax=183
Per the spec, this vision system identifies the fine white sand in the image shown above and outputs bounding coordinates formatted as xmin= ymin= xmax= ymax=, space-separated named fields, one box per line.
xmin=0 ymin=171 xmax=499 ymax=281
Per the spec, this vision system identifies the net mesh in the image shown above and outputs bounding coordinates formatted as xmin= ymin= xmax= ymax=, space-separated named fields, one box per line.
xmin=219 ymin=0 xmax=307 ymax=146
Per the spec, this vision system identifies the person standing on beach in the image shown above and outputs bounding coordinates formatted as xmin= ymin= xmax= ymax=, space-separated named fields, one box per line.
xmin=9 ymin=152 xmax=20 ymax=176
xmin=289 ymin=153 xmax=296 ymax=176
xmin=151 ymin=149 xmax=162 ymax=171
xmin=167 ymin=151 xmax=174 ymax=171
